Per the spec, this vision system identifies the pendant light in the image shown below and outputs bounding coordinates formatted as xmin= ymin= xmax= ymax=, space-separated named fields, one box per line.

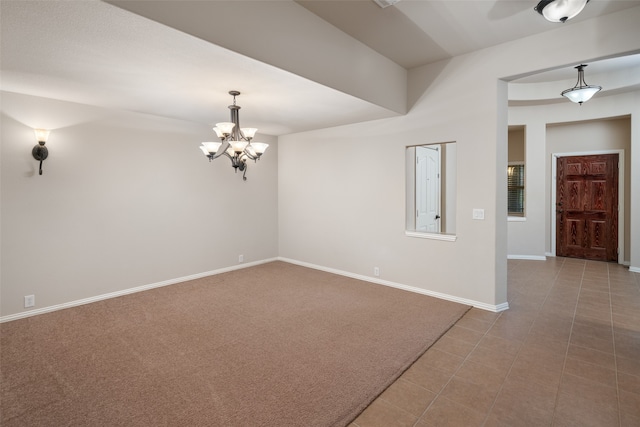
xmin=561 ymin=64 xmax=602 ymax=105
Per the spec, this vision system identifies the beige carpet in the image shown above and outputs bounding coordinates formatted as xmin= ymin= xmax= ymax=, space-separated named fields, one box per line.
xmin=1 ymin=261 xmax=469 ymax=426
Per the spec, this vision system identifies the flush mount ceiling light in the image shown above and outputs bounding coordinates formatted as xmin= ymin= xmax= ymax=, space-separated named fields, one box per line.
xmin=199 ymin=91 xmax=268 ymax=181
xmin=561 ymin=64 xmax=602 ymax=105
xmin=534 ymin=0 xmax=589 ymax=23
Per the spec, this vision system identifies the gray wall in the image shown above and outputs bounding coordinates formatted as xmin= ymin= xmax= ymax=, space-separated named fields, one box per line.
xmin=278 ymin=8 xmax=640 ymax=309
xmin=1 ymin=92 xmax=279 ymax=317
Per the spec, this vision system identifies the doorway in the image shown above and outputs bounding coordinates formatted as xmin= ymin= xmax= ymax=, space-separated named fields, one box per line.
xmin=556 ymin=153 xmax=619 ymax=261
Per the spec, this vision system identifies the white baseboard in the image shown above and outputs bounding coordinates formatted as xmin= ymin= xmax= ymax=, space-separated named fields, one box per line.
xmin=278 ymin=257 xmax=509 ymax=313
xmin=630 ymin=266 xmax=640 ymax=273
xmin=545 ymin=252 xmax=554 ymax=257
xmin=507 ymin=255 xmax=547 ymax=261
xmin=0 ymin=258 xmax=278 ymax=323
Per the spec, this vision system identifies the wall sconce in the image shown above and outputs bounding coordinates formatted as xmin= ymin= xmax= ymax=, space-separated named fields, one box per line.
xmin=32 ymin=129 xmax=50 ymax=175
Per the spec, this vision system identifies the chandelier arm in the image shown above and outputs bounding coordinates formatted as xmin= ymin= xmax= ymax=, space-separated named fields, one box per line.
xmin=243 ymin=150 xmax=258 ymax=161
xmin=210 ymin=141 xmax=231 ymax=160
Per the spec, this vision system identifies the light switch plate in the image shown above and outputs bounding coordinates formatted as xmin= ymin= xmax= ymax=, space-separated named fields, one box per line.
xmin=472 ymin=209 xmax=485 ymax=220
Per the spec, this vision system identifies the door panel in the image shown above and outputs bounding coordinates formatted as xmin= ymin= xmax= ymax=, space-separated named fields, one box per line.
xmin=556 ymin=154 xmax=618 ymax=262
xmin=416 ymin=146 xmax=441 ymax=232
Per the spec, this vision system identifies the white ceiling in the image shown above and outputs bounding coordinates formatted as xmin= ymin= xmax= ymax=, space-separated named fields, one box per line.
xmin=2 ymin=0 xmax=639 ymax=136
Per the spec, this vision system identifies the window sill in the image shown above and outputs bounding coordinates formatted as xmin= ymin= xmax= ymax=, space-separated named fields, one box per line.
xmin=405 ymin=231 xmax=457 ymax=241
xmin=508 ymin=216 xmax=527 ymax=222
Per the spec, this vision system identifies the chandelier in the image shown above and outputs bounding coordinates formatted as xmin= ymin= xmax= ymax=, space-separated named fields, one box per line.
xmin=561 ymin=64 xmax=602 ymax=105
xmin=534 ymin=0 xmax=589 ymax=23
xmin=200 ymin=91 xmax=268 ymax=180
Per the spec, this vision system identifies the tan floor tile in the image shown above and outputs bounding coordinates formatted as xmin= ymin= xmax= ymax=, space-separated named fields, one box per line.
xmin=466 ymin=339 xmax=519 ymax=371
xmin=570 ymin=330 xmax=614 ymax=354
xmin=439 ymin=376 xmax=498 ymax=414
xmin=617 ymin=355 xmax=640 ymax=377
xmin=442 ymin=325 xmax=484 ymax=345
xmin=477 ymin=334 xmax=522 ymax=357
xmin=572 ymin=317 xmax=614 ymax=340
xmin=508 ymin=355 xmax=563 ymax=389
xmin=618 ymin=371 xmax=640 ymax=395
xmin=554 ymin=388 xmax=620 ymax=427
xmin=614 ymin=314 xmax=640 ymax=332
xmin=619 ymin=389 xmax=640 ymax=419
xmin=416 ymin=348 xmax=464 ymax=375
xmin=378 ymin=378 xmax=436 ymax=417
xmin=353 ymin=398 xmax=417 ymax=427
xmin=454 ymin=360 xmax=508 ymax=392
xmin=463 ymin=308 xmax=500 ymax=323
xmin=487 ymin=318 xmax=531 ymax=342
xmin=454 ymin=316 xmax=493 ymax=333
xmin=558 ymin=373 xmax=618 ymax=411
xmin=401 ymin=363 xmax=453 ymax=394
xmin=621 ymin=412 xmax=640 ymax=427
xmin=615 ymin=332 xmax=640 ymax=360
xmin=488 ymin=377 xmax=556 ymax=426
xmin=574 ymin=306 xmax=614 ymax=324
xmin=566 ymin=344 xmax=615 ymax=369
xmin=563 ymin=357 xmax=617 ymax=388
xmin=524 ymin=331 xmax=570 ymax=354
xmin=417 ymin=397 xmax=486 ymax=427
xmin=431 ymin=335 xmax=477 ymax=358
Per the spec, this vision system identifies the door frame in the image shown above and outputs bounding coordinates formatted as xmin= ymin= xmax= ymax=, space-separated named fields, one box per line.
xmin=551 ymin=149 xmax=625 ymax=263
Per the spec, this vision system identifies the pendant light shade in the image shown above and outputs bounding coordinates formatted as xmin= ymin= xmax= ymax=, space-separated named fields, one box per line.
xmin=561 ymin=64 xmax=602 ymax=105
xmin=534 ymin=0 xmax=589 ymax=23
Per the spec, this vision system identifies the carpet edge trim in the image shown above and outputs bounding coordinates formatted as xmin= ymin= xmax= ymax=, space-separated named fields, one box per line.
xmin=342 ymin=305 xmax=473 ymax=425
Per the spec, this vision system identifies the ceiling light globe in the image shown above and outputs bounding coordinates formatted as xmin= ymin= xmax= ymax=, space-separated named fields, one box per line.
xmin=202 ymin=142 xmax=222 ymax=154
xmin=561 ymin=86 xmax=601 ymax=104
xmin=230 ymin=140 xmax=248 ymax=153
xmin=241 ymin=128 xmax=258 ymax=140
xmin=215 ymin=122 xmax=235 ymax=135
xmin=250 ymin=142 xmax=269 ymax=155
xmin=535 ymin=0 xmax=589 ymax=23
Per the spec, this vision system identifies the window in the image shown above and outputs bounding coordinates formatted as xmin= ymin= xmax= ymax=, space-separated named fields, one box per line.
xmin=508 ymin=163 xmax=525 ymax=216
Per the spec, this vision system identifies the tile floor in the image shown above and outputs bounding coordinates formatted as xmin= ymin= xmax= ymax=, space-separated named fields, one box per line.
xmin=350 ymin=257 xmax=640 ymax=427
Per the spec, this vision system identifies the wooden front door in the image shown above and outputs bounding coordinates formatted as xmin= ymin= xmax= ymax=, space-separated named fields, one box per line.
xmin=556 ymin=154 xmax=618 ymax=262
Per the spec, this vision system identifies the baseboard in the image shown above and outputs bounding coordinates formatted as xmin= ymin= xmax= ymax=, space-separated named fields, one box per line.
xmin=630 ymin=266 xmax=640 ymax=273
xmin=507 ymin=255 xmax=547 ymax=261
xmin=278 ymin=257 xmax=509 ymax=313
xmin=0 ymin=258 xmax=278 ymax=323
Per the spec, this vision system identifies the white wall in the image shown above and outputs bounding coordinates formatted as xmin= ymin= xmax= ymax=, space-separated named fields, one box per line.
xmin=278 ymin=7 xmax=640 ymax=309
xmin=509 ymin=92 xmax=639 ymax=268
xmin=1 ymin=92 xmax=279 ymax=318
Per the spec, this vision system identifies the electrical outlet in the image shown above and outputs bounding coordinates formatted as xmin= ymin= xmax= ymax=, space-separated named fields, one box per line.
xmin=374 ymin=267 xmax=380 ymax=277
xmin=24 ymin=295 xmax=35 ymax=308
xmin=239 ymin=254 xmax=244 ymax=263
